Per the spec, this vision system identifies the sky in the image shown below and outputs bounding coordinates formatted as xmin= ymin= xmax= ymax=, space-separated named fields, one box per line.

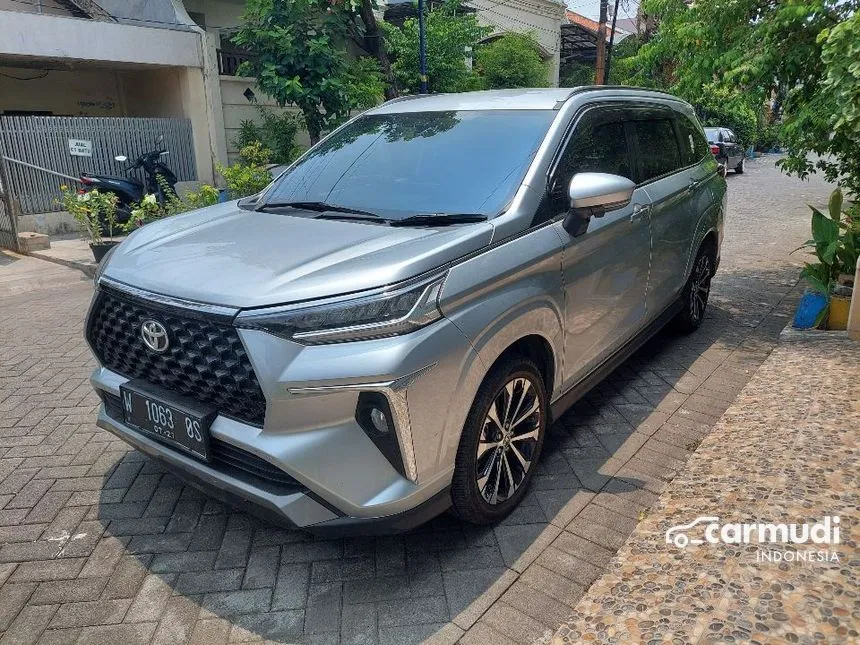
xmin=565 ymin=0 xmax=640 ymax=22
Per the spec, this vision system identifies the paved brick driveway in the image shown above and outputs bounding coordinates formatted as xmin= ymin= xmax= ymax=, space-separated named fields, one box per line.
xmin=0 ymin=158 xmax=835 ymax=645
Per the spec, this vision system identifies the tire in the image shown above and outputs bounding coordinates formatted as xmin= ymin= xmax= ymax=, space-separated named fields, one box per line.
xmin=451 ymin=356 xmax=547 ymax=524
xmin=673 ymin=244 xmax=716 ymax=333
xmin=734 ymin=156 xmax=745 ymax=174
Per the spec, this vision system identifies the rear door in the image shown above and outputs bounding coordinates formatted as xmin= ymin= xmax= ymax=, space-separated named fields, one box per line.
xmin=675 ymin=112 xmax=718 ymax=285
xmin=548 ymin=105 xmax=653 ymax=390
xmin=628 ymin=109 xmax=692 ymax=316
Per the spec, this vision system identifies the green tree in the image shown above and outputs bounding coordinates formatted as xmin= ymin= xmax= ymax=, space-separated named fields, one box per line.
xmin=234 ymin=0 xmax=383 ymax=144
xmin=382 ymin=0 xmax=490 ymax=94
xmin=628 ymin=0 xmax=860 ymax=193
xmin=353 ymin=0 xmax=399 ymax=99
xmin=475 ymin=33 xmax=548 ymax=89
xmin=782 ymin=11 xmax=860 ymax=194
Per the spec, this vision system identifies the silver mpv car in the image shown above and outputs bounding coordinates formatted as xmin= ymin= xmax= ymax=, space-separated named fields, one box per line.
xmin=87 ymin=87 xmax=725 ymax=533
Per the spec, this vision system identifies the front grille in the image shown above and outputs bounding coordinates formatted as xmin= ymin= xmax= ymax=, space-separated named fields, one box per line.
xmin=87 ymin=284 xmax=266 ymax=426
xmin=101 ymin=392 xmax=301 ymax=494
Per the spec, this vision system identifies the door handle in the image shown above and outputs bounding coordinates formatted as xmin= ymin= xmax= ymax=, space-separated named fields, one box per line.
xmin=687 ymin=179 xmax=700 ymax=192
xmin=630 ymin=204 xmax=650 ymax=222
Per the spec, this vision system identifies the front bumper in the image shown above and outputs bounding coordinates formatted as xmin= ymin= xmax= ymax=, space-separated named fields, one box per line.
xmin=89 ymin=310 xmax=483 ymax=532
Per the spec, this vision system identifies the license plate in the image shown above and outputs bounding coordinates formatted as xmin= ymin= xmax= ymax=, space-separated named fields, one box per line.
xmin=119 ymin=381 xmax=214 ymax=461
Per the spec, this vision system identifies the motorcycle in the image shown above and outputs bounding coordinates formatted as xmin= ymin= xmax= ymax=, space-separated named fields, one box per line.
xmin=79 ymin=136 xmax=178 ymax=226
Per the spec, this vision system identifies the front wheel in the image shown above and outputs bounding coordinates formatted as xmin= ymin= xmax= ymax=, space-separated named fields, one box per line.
xmin=673 ymin=246 xmax=715 ymax=333
xmin=451 ymin=357 xmax=547 ymax=524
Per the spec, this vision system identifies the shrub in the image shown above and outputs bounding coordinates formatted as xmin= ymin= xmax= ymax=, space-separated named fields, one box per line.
xmin=235 ymin=107 xmax=301 ymax=165
xmin=559 ymin=61 xmax=595 ymax=87
xmin=123 ymin=181 xmax=220 ymax=233
xmin=475 ymin=33 xmax=548 ymax=89
xmin=58 ymin=186 xmax=118 ymax=243
xmin=796 ymin=188 xmax=860 ymax=294
xmin=217 ymin=142 xmax=273 ymax=199
xmin=756 ymin=122 xmax=782 ymax=152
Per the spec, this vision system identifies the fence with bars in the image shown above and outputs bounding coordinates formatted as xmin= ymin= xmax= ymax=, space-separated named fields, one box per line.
xmin=0 ymin=116 xmax=198 ymax=217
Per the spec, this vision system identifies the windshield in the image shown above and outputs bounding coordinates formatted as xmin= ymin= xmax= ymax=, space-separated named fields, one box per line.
xmin=263 ymin=110 xmax=557 ymax=220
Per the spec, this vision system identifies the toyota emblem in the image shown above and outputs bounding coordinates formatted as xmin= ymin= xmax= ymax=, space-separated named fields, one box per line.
xmin=141 ymin=320 xmax=169 ymax=353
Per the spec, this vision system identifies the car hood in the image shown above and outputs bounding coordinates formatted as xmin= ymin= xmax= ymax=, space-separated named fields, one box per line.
xmin=102 ymin=201 xmax=494 ymax=309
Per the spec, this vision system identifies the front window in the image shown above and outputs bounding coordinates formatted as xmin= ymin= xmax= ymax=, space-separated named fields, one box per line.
xmin=263 ymin=110 xmax=557 ymax=220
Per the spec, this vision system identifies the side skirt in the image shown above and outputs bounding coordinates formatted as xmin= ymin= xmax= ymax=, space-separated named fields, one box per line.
xmin=548 ymin=299 xmax=683 ymax=424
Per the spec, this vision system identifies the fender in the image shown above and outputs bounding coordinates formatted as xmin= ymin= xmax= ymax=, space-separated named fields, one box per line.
xmin=437 ymin=224 xmax=565 ymax=468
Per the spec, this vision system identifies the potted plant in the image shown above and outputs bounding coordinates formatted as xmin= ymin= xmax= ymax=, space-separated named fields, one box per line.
xmin=59 ymin=186 xmax=121 ymax=262
xmin=123 ymin=193 xmax=164 ymax=233
xmin=793 ymin=188 xmax=857 ymax=329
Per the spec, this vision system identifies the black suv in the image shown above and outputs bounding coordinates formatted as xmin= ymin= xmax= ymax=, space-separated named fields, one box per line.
xmin=705 ymin=127 xmax=745 ymax=175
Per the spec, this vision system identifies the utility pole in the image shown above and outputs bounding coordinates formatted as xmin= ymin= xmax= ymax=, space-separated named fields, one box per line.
xmin=418 ymin=0 xmax=428 ymax=93
xmin=594 ymin=0 xmax=608 ymax=85
xmin=605 ymin=0 xmax=621 ymax=83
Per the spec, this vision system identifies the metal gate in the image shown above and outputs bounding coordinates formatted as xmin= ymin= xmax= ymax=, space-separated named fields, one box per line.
xmin=0 ymin=156 xmax=20 ymax=252
xmin=0 ymin=116 xmax=197 ymax=216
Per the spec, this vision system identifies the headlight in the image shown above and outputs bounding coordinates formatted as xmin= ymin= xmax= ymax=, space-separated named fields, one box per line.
xmin=94 ymin=244 xmax=118 ymax=283
xmin=235 ymin=272 xmax=447 ymax=344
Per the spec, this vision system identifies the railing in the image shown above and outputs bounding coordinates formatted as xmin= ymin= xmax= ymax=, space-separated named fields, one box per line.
xmin=217 ymin=49 xmax=254 ymax=76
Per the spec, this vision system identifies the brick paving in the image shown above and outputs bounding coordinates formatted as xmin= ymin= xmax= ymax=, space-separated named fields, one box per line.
xmin=0 ymin=157 xmax=836 ymax=644
xmin=549 ymin=332 xmax=859 ymax=644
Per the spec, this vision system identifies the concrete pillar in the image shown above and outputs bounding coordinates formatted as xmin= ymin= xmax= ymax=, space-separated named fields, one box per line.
xmin=177 ymin=66 xmax=215 ymax=185
xmin=202 ymin=28 xmax=230 ymax=174
xmin=848 ymin=257 xmax=860 ymax=341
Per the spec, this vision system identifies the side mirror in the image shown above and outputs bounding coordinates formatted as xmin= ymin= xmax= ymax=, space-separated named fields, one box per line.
xmin=563 ymin=172 xmax=636 ymax=236
xmin=114 ymin=155 xmax=128 ymax=162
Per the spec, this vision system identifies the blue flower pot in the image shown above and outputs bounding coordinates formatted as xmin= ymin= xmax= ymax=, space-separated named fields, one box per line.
xmin=793 ymin=291 xmax=828 ymax=329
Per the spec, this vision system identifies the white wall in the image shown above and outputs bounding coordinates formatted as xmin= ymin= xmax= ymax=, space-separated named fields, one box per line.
xmin=0 ymin=67 xmax=126 ymax=116
xmin=0 ymin=10 xmax=203 ymax=68
xmin=220 ymin=77 xmax=310 ymax=164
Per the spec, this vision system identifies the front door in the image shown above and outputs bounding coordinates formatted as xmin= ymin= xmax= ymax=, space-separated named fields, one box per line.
xmin=547 ymin=106 xmax=652 ymax=391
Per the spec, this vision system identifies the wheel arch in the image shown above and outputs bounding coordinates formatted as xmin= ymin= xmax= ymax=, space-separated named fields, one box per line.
xmin=684 ymin=220 xmax=721 ymax=281
xmin=482 ymin=334 xmax=556 ymax=401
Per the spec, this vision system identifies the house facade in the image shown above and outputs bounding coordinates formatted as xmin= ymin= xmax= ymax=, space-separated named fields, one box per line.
xmin=0 ymin=0 xmax=568 ymax=231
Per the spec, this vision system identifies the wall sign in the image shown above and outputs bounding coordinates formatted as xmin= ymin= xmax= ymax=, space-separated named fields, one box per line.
xmin=68 ymin=139 xmax=93 ymax=157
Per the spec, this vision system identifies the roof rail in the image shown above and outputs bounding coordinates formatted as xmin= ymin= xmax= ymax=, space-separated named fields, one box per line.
xmin=566 ymin=85 xmax=684 ymax=100
xmin=382 ymin=94 xmax=431 ymax=105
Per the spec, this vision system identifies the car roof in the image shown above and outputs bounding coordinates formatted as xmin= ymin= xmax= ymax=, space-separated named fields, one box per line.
xmin=368 ymin=87 xmax=686 ymax=114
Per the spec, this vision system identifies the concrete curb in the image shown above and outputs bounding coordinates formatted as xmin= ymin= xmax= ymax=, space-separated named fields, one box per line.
xmin=28 ymin=249 xmax=96 ymax=279
xmin=779 ymin=322 xmax=850 ymax=343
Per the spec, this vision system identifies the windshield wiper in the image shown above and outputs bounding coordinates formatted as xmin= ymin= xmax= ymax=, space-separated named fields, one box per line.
xmin=389 ymin=213 xmax=488 ymax=227
xmin=314 ymin=212 xmax=386 ymax=224
xmin=256 ymin=201 xmax=381 ymax=219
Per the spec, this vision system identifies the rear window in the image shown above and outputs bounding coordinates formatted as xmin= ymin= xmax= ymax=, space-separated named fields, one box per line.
xmin=631 ymin=119 xmax=682 ymax=182
xmin=678 ymin=115 xmax=711 ymax=165
xmin=704 ymin=128 xmax=719 ymax=143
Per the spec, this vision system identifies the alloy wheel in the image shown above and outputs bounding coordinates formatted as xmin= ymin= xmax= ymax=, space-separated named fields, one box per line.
xmin=475 ymin=376 xmax=541 ymax=505
xmin=689 ymin=254 xmax=712 ymax=322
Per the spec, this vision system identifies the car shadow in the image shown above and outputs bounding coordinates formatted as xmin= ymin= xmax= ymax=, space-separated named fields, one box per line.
xmin=94 ymin=286 xmax=794 ymax=643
